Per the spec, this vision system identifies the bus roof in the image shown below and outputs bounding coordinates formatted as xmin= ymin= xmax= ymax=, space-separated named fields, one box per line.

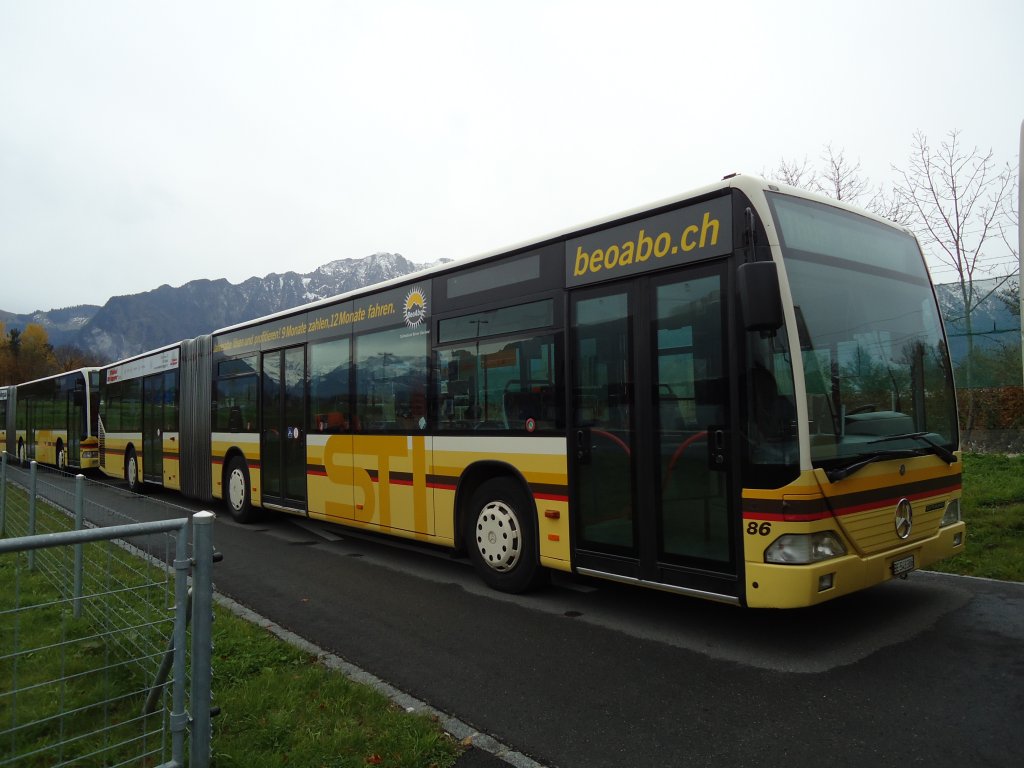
xmin=210 ymin=174 xmax=754 ymax=338
xmin=14 ymin=367 xmax=99 ymax=389
xmin=106 ymin=172 xmax=914 ymax=357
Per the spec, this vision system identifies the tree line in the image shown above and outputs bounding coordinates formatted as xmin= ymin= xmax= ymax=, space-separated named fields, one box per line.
xmin=0 ymin=322 xmax=106 ymax=386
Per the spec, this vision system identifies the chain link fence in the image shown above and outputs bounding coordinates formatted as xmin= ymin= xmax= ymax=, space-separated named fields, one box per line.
xmin=0 ymin=455 xmax=214 ymax=767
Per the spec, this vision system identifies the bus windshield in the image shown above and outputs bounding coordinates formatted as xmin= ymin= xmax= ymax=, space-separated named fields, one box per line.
xmin=768 ymin=193 xmax=959 ymax=473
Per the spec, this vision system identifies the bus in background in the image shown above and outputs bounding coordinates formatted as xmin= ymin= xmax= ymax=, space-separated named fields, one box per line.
xmin=97 ymin=345 xmax=195 ymax=495
xmin=1 ymin=386 xmax=10 ymax=459
xmin=97 ymin=174 xmax=965 ymax=608
xmin=10 ymin=368 xmax=101 ymax=470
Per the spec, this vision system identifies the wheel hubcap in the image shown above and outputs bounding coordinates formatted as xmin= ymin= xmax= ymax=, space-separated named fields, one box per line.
xmin=475 ymin=500 xmax=521 ymax=572
xmin=128 ymin=457 xmax=137 ymax=486
xmin=229 ymin=469 xmax=246 ymax=510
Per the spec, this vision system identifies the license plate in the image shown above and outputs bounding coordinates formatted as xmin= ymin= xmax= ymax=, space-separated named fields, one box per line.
xmin=891 ymin=554 xmax=915 ymax=577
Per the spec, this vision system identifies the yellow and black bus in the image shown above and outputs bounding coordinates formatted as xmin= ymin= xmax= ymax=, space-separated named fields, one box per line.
xmin=98 ymin=174 xmax=965 ymax=607
xmin=7 ymin=368 xmax=101 ymax=470
xmin=96 ymin=347 xmax=182 ymax=493
xmin=0 ymin=386 xmax=10 ymax=458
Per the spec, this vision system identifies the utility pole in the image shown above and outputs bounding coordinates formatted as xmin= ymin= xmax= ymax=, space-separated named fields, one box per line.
xmin=1019 ymin=120 xmax=1023 ymax=391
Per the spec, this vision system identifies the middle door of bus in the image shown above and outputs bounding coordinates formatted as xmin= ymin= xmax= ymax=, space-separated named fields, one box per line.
xmin=142 ymin=374 xmax=164 ymax=483
xmin=67 ymin=381 xmax=85 ymax=467
xmin=570 ymin=262 xmax=738 ymax=598
xmin=23 ymin=397 xmax=38 ymax=462
xmin=261 ymin=346 xmax=307 ymax=509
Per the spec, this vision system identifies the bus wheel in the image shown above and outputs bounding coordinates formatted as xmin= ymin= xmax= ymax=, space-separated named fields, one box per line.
xmin=56 ymin=441 xmax=65 ymax=471
xmin=126 ymin=449 xmax=144 ymax=493
xmin=225 ymin=456 xmax=256 ymax=523
xmin=466 ymin=478 xmax=547 ymax=593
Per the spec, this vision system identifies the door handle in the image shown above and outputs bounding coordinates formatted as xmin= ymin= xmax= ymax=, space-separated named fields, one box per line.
xmin=575 ymin=428 xmax=591 ymax=464
xmin=709 ymin=427 xmax=727 ymax=470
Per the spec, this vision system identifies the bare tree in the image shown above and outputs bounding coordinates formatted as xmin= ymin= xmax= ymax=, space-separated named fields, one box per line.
xmin=1000 ymin=278 xmax=1020 ymax=317
xmin=995 ymin=155 xmax=1019 ymax=319
xmin=763 ymin=156 xmax=817 ymax=189
xmin=766 ymin=145 xmax=911 ymax=223
xmin=814 ymin=143 xmax=870 ymax=202
xmin=893 ymin=129 xmax=1018 ymax=432
xmin=53 ymin=344 xmax=109 ymax=371
xmin=864 ymin=183 xmax=915 ymax=226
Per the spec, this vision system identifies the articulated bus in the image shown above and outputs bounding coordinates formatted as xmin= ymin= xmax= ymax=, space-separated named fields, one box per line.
xmin=97 ymin=347 xmax=184 ymax=493
xmin=5 ymin=368 xmax=101 ymax=470
xmin=97 ymin=174 xmax=965 ymax=608
xmin=0 ymin=386 xmax=9 ymax=458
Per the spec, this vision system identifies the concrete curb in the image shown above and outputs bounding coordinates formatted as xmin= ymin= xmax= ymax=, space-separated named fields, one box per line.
xmin=214 ymin=591 xmax=547 ymax=768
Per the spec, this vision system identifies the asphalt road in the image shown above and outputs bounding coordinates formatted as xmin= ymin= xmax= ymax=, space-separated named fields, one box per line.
xmin=12 ymin=465 xmax=1024 ymax=768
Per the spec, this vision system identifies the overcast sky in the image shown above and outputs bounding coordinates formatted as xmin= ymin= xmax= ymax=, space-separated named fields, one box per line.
xmin=1 ymin=0 xmax=1020 ymax=315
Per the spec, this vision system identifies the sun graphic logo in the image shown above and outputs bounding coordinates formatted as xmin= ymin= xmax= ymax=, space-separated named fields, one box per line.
xmin=403 ymin=287 xmax=427 ymax=328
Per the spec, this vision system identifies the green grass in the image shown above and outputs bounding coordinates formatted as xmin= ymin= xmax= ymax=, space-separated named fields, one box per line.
xmin=927 ymin=453 xmax=1024 ymax=581
xmin=0 ymin=486 xmax=462 ymax=768
xmin=0 ymin=555 xmax=144 ymax=765
xmin=210 ymin=613 xmax=461 ymax=768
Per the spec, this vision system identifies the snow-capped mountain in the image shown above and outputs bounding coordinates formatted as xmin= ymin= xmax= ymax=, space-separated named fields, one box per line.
xmin=2 ymin=263 xmax=1015 ymax=368
xmin=4 ymin=252 xmax=441 ymax=362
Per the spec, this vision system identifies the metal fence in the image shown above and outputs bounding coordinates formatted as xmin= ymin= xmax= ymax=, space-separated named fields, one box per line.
xmin=0 ymin=454 xmax=214 ymax=767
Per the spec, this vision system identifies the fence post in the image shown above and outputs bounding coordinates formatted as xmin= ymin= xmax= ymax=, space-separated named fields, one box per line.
xmin=73 ymin=474 xmax=85 ymax=619
xmin=1 ymin=452 xmax=7 ymax=536
xmin=27 ymin=460 xmax=37 ymax=570
xmin=190 ymin=511 xmax=215 ymax=768
xmin=169 ymin=521 xmax=192 ymax=768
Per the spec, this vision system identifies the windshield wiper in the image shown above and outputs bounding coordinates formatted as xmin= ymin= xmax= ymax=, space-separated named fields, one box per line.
xmin=868 ymin=432 xmax=957 ymax=465
xmin=825 ymin=433 xmax=957 ymax=483
xmin=825 ymin=449 xmax=919 ymax=483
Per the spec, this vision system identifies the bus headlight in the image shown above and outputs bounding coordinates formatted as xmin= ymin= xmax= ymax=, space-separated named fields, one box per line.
xmin=765 ymin=531 xmax=846 ymax=564
xmin=941 ymin=499 xmax=961 ymax=526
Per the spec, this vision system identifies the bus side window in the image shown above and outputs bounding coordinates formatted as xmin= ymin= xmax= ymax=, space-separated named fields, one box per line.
xmin=436 ymin=334 xmax=561 ymax=432
xmin=215 ymin=375 xmax=257 ymax=433
xmin=310 ymin=338 xmax=352 ymax=434
xmin=355 ymin=326 xmax=428 ymax=432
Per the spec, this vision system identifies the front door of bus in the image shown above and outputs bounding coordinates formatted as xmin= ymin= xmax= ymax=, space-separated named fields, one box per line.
xmin=262 ymin=346 xmax=307 ymax=509
xmin=570 ymin=264 xmax=737 ymax=598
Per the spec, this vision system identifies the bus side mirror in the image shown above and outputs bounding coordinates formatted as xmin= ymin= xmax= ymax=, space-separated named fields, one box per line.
xmin=738 ymin=261 xmax=783 ymax=333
